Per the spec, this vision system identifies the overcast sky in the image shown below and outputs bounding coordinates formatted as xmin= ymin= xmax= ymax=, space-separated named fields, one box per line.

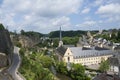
xmin=0 ymin=0 xmax=120 ymax=33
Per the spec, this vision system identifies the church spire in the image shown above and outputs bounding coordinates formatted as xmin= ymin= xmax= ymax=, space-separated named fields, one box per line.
xmin=58 ymin=26 xmax=63 ymax=47
xmin=60 ymin=26 xmax=62 ymax=41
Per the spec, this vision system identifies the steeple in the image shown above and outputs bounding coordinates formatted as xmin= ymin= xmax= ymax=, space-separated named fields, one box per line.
xmin=58 ymin=27 xmax=63 ymax=47
xmin=60 ymin=27 xmax=62 ymax=41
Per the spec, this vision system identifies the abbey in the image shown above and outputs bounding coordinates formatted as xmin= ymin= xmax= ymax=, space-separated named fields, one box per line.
xmin=63 ymin=46 xmax=113 ymax=65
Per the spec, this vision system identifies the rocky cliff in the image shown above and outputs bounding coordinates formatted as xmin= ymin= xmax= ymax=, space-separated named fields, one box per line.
xmin=0 ymin=24 xmax=13 ymax=66
xmin=0 ymin=53 xmax=8 ymax=68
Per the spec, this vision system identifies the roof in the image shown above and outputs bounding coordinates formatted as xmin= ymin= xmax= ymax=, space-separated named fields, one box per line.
xmin=56 ymin=45 xmax=75 ymax=56
xmin=94 ymin=46 xmax=109 ymax=50
xmin=69 ymin=47 xmax=113 ymax=58
xmin=114 ymin=45 xmax=120 ymax=50
xmin=56 ymin=46 xmax=67 ymax=56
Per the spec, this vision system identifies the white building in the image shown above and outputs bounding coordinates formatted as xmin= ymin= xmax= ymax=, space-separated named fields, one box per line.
xmin=57 ymin=46 xmax=113 ymax=66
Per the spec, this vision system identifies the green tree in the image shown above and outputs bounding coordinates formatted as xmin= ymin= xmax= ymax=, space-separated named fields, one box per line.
xmin=19 ymin=49 xmax=55 ymax=80
xmin=39 ymin=55 xmax=53 ymax=68
xmin=53 ymin=38 xmax=59 ymax=47
xmin=56 ymin=61 xmax=68 ymax=75
xmin=62 ymin=37 xmax=79 ymax=45
xmin=0 ymin=24 xmax=5 ymax=30
xmin=69 ymin=64 xmax=90 ymax=80
xmin=99 ymin=59 xmax=110 ymax=72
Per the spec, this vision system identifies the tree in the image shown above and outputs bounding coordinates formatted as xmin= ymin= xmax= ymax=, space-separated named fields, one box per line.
xmin=56 ymin=61 xmax=68 ymax=75
xmin=69 ymin=63 xmax=91 ymax=80
xmin=0 ymin=24 xmax=5 ymax=30
xmin=19 ymin=49 xmax=55 ymax=80
xmin=99 ymin=59 xmax=110 ymax=73
xmin=62 ymin=37 xmax=79 ymax=45
xmin=39 ymin=55 xmax=53 ymax=68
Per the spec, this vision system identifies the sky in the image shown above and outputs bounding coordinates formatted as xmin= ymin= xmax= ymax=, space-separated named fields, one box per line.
xmin=0 ymin=0 xmax=120 ymax=33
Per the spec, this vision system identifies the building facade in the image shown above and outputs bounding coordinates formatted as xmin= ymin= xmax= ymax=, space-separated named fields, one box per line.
xmin=63 ymin=47 xmax=113 ymax=66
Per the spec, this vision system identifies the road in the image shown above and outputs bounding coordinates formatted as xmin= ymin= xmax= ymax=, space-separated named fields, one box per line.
xmin=7 ymin=46 xmax=26 ymax=80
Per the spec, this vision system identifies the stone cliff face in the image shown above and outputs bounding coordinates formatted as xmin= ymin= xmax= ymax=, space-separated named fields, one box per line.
xmin=0 ymin=24 xmax=13 ymax=66
xmin=11 ymin=34 xmax=40 ymax=48
xmin=0 ymin=53 xmax=8 ymax=68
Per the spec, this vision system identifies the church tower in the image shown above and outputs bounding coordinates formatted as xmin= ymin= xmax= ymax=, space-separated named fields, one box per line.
xmin=58 ymin=27 xmax=63 ymax=47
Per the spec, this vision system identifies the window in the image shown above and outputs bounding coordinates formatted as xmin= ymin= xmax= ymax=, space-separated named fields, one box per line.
xmin=68 ymin=57 xmax=70 ymax=62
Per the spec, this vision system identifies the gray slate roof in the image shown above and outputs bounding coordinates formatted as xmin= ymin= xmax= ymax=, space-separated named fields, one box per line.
xmin=69 ymin=47 xmax=113 ymax=58
xmin=56 ymin=46 xmax=67 ymax=56
xmin=56 ymin=45 xmax=75 ymax=56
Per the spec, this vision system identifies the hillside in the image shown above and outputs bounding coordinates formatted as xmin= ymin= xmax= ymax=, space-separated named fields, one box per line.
xmin=49 ymin=30 xmax=86 ymax=38
xmin=21 ymin=30 xmax=44 ymax=39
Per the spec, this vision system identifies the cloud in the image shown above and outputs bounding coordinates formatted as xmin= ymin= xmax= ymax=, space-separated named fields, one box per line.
xmin=94 ymin=0 xmax=104 ymax=6
xmin=84 ymin=16 xmax=91 ymax=20
xmin=96 ymin=3 xmax=120 ymax=23
xmin=0 ymin=0 xmax=119 ymax=33
xmin=81 ymin=8 xmax=90 ymax=14
xmin=96 ymin=3 xmax=120 ymax=14
xmin=0 ymin=0 xmax=83 ymax=33
xmin=76 ymin=20 xmax=96 ymax=27
xmin=52 ymin=16 xmax=71 ymax=27
xmin=106 ymin=15 xmax=120 ymax=22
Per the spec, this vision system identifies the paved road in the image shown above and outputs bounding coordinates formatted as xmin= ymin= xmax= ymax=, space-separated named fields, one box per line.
xmin=7 ymin=46 xmax=26 ymax=80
